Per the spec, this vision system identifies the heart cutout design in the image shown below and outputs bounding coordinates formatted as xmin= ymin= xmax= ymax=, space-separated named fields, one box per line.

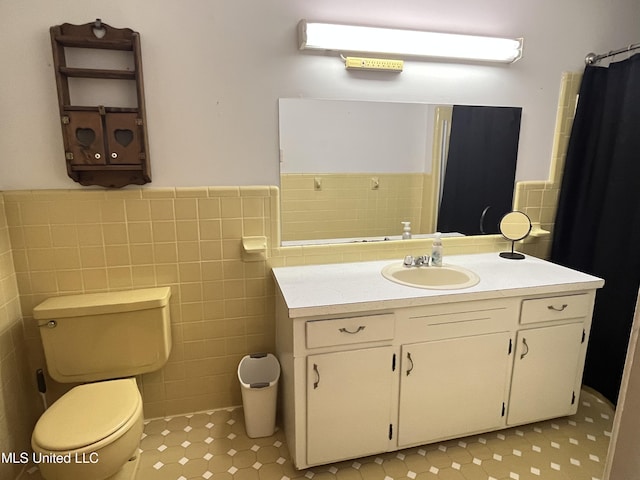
xmin=76 ymin=128 xmax=96 ymax=147
xmin=114 ymin=129 xmax=134 ymax=147
xmin=92 ymin=26 xmax=106 ymax=39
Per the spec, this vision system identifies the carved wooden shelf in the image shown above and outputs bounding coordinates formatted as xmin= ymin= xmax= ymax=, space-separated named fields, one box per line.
xmin=50 ymin=19 xmax=151 ymax=188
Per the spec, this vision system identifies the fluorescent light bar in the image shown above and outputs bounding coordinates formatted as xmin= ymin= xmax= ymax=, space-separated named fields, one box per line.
xmin=298 ymin=20 xmax=523 ymax=64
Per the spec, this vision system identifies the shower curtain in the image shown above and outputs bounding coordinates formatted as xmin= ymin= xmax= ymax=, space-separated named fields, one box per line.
xmin=551 ymin=53 xmax=640 ymax=404
xmin=437 ymin=105 xmax=522 ymax=235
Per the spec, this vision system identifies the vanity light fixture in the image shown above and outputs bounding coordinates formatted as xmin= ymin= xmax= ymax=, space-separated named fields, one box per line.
xmin=298 ymin=20 xmax=523 ymax=64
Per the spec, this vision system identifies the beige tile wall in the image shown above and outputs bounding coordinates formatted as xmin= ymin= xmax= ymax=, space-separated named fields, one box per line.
xmin=4 ymin=187 xmax=278 ymax=419
xmin=280 ymin=173 xmax=431 ymax=241
xmin=3 ymin=186 xmax=513 ymax=420
xmin=1 ymin=72 xmax=581 ymax=424
xmin=0 ymin=195 xmax=42 ymax=480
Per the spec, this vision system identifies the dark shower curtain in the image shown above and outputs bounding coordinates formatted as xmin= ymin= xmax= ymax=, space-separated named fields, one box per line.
xmin=437 ymin=105 xmax=522 ymax=235
xmin=551 ymin=53 xmax=640 ymax=404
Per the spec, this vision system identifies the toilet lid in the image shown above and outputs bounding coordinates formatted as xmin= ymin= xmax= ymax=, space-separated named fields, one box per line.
xmin=33 ymin=378 xmax=141 ymax=451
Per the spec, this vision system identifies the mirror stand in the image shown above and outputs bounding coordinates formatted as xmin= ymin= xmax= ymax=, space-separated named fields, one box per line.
xmin=498 ymin=211 xmax=532 ymax=260
xmin=499 ymin=241 xmax=525 ymax=260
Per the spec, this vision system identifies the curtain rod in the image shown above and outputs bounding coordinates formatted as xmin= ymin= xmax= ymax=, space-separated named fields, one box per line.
xmin=585 ymin=42 xmax=640 ymax=65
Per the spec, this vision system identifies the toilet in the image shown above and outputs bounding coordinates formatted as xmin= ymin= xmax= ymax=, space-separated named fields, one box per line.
xmin=31 ymin=287 xmax=172 ymax=480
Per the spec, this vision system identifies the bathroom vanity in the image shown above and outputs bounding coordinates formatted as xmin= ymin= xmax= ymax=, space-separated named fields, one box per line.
xmin=273 ymin=253 xmax=604 ymax=469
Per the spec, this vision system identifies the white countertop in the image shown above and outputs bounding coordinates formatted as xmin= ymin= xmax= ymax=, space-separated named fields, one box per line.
xmin=272 ymin=253 xmax=604 ymax=318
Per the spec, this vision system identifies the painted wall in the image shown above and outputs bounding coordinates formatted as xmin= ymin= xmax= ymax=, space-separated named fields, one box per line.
xmin=1 ymin=0 xmax=639 ymax=190
xmin=605 ymin=296 xmax=640 ymax=479
xmin=279 ymin=99 xmax=433 ymax=174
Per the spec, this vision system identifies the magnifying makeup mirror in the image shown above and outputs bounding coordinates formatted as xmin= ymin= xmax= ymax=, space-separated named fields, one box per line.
xmin=499 ymin=211 xmax=532 ymax=260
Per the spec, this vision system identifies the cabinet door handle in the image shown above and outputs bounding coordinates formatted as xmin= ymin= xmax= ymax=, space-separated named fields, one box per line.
xmin=406 ymin=352 xmax=414 ymax=376
xmin=313 ymin=363 xmax=320 ymax=389
xmin=520 ymin=338 xmax=529 ymax=360
xmin=338 ymin=326 xmax=366 ymax=334
xmin=547 ymin=304 xmax=568 ymax=312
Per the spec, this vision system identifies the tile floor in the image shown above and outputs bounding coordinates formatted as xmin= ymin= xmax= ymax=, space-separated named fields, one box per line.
xmin=21 ymin=388 xmax=613 ymax=480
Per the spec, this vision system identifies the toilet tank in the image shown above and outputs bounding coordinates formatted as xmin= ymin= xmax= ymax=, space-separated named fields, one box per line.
xmin=33 ymin=287 xmax=172 ymax=383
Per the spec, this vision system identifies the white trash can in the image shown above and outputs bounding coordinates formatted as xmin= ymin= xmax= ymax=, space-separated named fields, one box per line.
xmin=237 ymin=353 xmax=280 ymax=438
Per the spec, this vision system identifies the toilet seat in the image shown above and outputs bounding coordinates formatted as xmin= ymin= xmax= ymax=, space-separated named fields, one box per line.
xmin=33 ymin=378 xmax=141 ymax=451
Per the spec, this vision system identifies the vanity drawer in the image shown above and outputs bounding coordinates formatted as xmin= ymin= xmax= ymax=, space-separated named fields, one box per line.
xmin=520 ymin=294 xmax=591 ymax=324
xmin=306 ymin=314 xmax=395 ymax=349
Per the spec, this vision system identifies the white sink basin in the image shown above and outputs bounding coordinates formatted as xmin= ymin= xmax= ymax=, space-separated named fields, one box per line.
xmin=381 ymin=262 xmax=480 ymax=290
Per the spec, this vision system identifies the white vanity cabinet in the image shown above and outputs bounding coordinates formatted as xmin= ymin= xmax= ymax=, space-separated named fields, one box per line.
xmin=395 ymin=299 xmax=517 ymax=447
xmin=273 ymin=254 xmax=604 ymax=469
xmin=507 ymin=293 xmax=593 ymax=425
xmin=306 ymin=345 xmax=395 ymax=465
xmin=398 ymin=331 xmax=513 ymax=447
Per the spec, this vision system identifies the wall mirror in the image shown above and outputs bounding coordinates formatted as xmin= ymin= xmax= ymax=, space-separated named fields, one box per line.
xmin=278 ymin=98 xmax=522 ymax=246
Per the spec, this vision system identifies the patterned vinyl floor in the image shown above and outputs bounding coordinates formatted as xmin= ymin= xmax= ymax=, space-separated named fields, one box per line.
xmin=20 ymin=388 xmax=613 ymax=480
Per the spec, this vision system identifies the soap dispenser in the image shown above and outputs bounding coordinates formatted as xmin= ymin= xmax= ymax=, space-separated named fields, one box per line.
xmin=431 ymin=232 xmax=443 ymax=266
xmin=401 ymin=222 xmax=412 ymax=239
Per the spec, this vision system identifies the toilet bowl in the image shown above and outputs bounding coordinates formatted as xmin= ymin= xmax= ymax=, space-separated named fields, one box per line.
xmin=32 ymin=378 xmax=143 ymax=480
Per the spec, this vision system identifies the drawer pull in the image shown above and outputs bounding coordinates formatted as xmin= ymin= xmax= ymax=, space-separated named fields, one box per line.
xmin=338 ymin=326 xmax=366 ymax=334
xmin=547 ymin=304 xmax=568 ymax=312
xmin=313 ymin=363 xmax=320 ymax=389
xmin=520 ymin=338 xmax=529 ymax=359
xmin=406 ymin=352 xmax=414 ymax=376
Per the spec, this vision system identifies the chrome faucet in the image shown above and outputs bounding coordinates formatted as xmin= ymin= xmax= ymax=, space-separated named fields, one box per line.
xmin=403 ymin=255 xmax=430 ymax=267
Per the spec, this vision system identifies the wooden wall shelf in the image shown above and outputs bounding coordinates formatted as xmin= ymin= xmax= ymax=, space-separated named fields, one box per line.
xmin=50 ymin=19 xmax=151 ymax=188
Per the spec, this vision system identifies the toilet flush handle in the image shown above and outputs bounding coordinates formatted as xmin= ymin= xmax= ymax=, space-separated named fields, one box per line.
xmin=39 ymin=320 xmax=57 ymax=328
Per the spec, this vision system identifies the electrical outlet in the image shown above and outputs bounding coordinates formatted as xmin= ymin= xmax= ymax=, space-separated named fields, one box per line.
xmin=345 ymin=57 xmax=404 ymax=72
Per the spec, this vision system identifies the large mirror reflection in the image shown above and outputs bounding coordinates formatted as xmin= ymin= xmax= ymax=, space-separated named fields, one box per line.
xmin=278 ymin=98 xmax=522 ymax=246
